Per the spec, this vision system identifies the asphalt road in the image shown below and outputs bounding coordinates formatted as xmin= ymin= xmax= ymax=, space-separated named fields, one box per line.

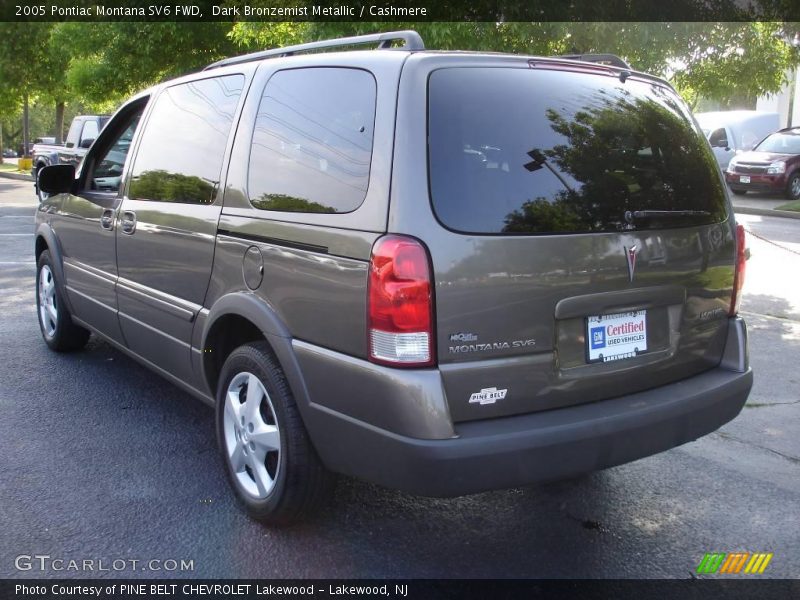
xmin=1 ymin=179 xmax=798 ymax=579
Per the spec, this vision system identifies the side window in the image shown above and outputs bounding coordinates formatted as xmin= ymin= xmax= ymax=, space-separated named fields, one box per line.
xmin=90 ymin=112 xmax=142 ymax=193
xmin=129 ymin=75 xmax=244 ymax=204
xmin=81 ymin=120 xmax=99 ymax=145
xmin=248 ymin=67 xmax=376 ymax=214
xmin=708 ymin=128 xmax=729 ymax=148
xmin=65 ymin=119 xmax=82 ymax=148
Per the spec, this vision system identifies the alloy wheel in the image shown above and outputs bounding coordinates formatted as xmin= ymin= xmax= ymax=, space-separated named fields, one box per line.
xmin=38 ymin=265 xmax=58 ymax=338
xmin=223 ymin=372 xmax=281 ymax=499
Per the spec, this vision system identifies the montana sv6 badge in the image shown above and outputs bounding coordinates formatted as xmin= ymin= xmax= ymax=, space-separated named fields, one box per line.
xmin=469 ymin=387 xmax=508 ymax=405
xmin=448 ymin=333 xmax=535 ymax=354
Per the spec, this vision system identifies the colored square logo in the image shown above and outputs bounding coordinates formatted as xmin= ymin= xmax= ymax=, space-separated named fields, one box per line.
xmin=590 ymin=327 xmax=605 ymax=349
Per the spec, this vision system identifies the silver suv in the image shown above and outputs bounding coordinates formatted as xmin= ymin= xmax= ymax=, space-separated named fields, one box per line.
xmin=34 ymin=31 xmax=752 ymax=524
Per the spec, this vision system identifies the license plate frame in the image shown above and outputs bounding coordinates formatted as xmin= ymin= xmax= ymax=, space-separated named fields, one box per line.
xmin=586 ymin=310 xmax=648 ymax=363
xmin=739 ymin=175 xmax=751 ymax=183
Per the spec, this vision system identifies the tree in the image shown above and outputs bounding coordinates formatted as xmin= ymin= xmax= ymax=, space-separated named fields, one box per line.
xmin=57 ymin=23 xmax=240 ymax=105
xmin=0 ymin=23 xmax=58 ymax=156
xmin=230 ymin=21 xmax=800 ymax=108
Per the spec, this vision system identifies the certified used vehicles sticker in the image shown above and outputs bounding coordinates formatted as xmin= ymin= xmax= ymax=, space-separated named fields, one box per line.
xmin=469 ymin=387 xmax=508 ymax=405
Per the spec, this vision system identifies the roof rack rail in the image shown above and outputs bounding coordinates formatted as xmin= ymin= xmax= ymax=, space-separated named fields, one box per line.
xmin=205 ymin=30 xmax=424 ymax=71
xmin=557 ymin=53 xmax=631 ymax=70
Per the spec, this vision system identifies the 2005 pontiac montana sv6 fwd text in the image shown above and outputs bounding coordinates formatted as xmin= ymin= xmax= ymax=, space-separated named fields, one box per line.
xmin=34 ymin=31 xmax=752 ymax=524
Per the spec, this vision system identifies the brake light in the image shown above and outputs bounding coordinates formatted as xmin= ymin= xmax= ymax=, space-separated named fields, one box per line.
xmin=729 ymin=223 xmax=747 ymax=316
xmin=368 ymin=235 xmax=434 ymax=367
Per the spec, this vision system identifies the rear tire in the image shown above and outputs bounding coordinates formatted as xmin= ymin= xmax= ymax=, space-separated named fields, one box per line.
xmin=785 ymin=173 xmax=800 ymax=200
xmin=216 ymin=342 xmax=335 ymax=525
xmin=36 ymin=250 xmax=90 ymax=352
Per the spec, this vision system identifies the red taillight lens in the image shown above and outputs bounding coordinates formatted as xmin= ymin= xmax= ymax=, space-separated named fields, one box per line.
xmin=729 ymin=223 xmax=747 ymax=316
xmin=368 ymin=235 xmax=434 ymax=367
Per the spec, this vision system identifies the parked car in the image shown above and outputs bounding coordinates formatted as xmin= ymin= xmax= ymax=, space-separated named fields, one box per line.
xmin=724 ymin=126 xmax=800 ymax=199
xmin=34 ymin=31 xmax=752 ymax=525
xmin=2 ymin=148 xmax=17 ymax=158
xmin=695 ymin=110 xmax=780 ymax=170
xmin=31 ymin=116 xmax=108 ymax=180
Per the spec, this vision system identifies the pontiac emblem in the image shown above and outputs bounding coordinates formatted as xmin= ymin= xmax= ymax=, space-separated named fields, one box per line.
xmin=624 ymin=245 xmax=638 ymax=282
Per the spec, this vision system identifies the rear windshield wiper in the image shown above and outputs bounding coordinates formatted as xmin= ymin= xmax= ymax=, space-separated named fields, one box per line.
xmin=625 ymin=209 xmax=710 ymax=222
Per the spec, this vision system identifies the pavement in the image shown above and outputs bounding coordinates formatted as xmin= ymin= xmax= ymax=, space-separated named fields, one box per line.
xmin=0 ymin=177 xmax=798 ymax=580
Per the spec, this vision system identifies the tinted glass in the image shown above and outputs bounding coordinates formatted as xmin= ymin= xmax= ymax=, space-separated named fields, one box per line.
xmin=708 ymin=128 xmax=728 ymax=147
xmin=756 ymin=131 xmax=800 ymax=154
xmin=91 ymin=113 xmax=142 ymax=193
xmin=428 ymin=68 xmax=727 ymax=234
xmin=249 ymin=68 xmax=376 ymax=214
xmin=129 ymin=75 xmax=244 ymax=204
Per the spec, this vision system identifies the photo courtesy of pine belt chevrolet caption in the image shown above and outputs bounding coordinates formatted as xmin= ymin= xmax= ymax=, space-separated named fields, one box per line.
xmin=33 ymin=30 xmax=752 ymax=525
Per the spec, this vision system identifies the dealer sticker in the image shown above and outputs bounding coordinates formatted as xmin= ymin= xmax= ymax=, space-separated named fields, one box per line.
xmin=586 ymin=310 xmax=647 ymax=363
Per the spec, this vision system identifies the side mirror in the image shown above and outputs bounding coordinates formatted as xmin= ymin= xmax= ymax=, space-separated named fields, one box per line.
xmin=79 ymin=138 xmax=95 ymax=149
xmin=38 ymin=164 xmax=76 ymax=196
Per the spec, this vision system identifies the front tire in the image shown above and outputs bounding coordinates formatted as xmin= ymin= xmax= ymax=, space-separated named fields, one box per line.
xmin=216 ymin=342 xmax=335 ymax=525
xmin=36 ymin=250 xmax=90 ymax=352
xmin=785 ymin=173 xmax=800 ymax=200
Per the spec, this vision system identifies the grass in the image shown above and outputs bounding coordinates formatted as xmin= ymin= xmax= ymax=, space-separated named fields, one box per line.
xmin=775 ymin=200 xmax=800 ymax=212
xmin=0 ymin=162 xmax=19 ymax=172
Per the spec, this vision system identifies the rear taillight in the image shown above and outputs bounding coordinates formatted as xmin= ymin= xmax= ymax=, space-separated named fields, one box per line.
xmin=368 ymin=235 xmax=434 ymax=367
xmin=729 ymin=223 xmax=747 ymax=316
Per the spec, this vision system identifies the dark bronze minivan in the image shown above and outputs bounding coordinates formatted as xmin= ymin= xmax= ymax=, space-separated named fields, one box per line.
xmin=34 ymin=31 xmax=752 ymax=524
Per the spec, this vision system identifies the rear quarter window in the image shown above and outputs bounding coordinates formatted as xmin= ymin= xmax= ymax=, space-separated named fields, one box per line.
xmin=248 ymin=67 xmax=376 ymax=214
xmin=428 ymin=67 xmax=727 ymax=234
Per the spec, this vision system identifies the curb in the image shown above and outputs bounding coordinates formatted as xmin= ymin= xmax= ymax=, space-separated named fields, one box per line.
xmin=733 ymin=205 xmax=800 ymax=221
xmin=0 ymin=171 xmax=34 ymax=183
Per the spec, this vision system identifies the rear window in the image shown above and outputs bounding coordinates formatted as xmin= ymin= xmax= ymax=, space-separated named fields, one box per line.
xmin=428 ymin=67 xmax=727 ymax=234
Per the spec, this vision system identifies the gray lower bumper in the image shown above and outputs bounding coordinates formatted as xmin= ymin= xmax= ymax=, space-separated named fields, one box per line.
xmin=299 ymin=316 xmax=751 ymax=497
xmin=307 ymin=364 xmax=752 ymax=497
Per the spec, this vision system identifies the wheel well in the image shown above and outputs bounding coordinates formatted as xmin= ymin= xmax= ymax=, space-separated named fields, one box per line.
xmin=35 ymin=236 xmax=48 ymax=261
xmin=203 ymin=314 xmax=266 ymax=396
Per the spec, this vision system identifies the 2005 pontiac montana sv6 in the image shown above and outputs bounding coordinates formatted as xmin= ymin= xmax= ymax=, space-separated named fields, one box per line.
xmin=34 ymin=31 xmax=752 ymax=524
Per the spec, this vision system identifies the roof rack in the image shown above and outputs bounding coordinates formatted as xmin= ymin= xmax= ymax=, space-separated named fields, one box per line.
xmin=557 ymin=53 xmax=631 ymax=70
xmin=205 ymin=30 xmax=425 ymax=71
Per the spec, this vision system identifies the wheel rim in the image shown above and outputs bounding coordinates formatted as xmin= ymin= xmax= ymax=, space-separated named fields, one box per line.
xmin=223 ymin=372 xmax=281 ymax=499
xmin=792 ymin=177 xmax=800 ymax=198
xmin=38 ymin=265 xmax=58 ymax=338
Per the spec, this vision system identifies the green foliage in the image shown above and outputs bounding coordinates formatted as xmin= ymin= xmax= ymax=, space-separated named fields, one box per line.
xmin=251 ymin=193 xmax=336 ymax=213
xmin=4 ymin=20 xmax=800 ymax=143
xmin=129 ymin=170 xmax=216 ymax=204
xmin=56 ymin=22 xmax=239 ymax=104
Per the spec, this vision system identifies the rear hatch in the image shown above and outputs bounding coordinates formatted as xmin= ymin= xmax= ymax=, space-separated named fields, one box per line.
xmin=426 ymin=63 xmax=736 ymax=422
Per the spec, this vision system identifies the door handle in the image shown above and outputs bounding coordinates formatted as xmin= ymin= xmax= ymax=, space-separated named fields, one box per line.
xmin=100 ymin=209 xmax=115 ymax=231
xmin=120 ymin=210 xmax=137 ymax=235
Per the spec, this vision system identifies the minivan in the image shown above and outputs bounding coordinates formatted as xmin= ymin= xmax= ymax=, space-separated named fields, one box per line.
xmin=35 ymin=31 xmax=752 ymax=524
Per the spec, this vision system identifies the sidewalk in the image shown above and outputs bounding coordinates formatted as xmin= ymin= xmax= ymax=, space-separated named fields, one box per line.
xmin=730 ymin=194 xmax=800 ymax=220
xmin=0 ymin=169 xmax=33 ymax=182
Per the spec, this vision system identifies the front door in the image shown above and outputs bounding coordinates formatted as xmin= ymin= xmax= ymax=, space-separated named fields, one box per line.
xmin=54 ymin=101 xmax=146 ymax=344
xmin=115 ymin=75 xmax=245 ymax=387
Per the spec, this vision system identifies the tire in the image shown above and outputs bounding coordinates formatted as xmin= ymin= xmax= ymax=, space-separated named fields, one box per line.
xmin=216 ymin=342 xmax=335 ymax=525
xmin=36 ymin=250 xmax=90 ymax=352
xmin=785 ymin=173 xmax=800 ymax=200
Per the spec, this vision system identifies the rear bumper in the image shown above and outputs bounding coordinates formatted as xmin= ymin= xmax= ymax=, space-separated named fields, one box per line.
xmin=725 ymin=171 xmax=785 ymax=192
xmin=302 ymin=318 xmax=752 ymax=497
